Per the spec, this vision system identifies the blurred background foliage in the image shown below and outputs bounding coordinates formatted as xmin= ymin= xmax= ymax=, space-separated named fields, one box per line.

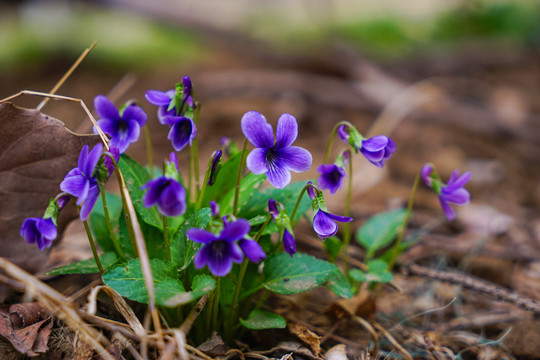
xmin=0 ymin=0 xmax=539 ymax=73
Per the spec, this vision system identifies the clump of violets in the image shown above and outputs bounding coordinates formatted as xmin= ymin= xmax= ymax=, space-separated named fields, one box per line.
xmin=338 ymin=124 xmax=395 ymax=168
xmin=317 ymin=151 xmax=348 ymax=194
xmin=141 ymin=153 xmax=187 ymax=217
xmin=307 ymin=183 xmax=352 ymax=240
xmin=242 ymin=111 xmax=312 ymax=189
xmin=60 ymin=144 xmax=104 ymax=221
xmin=269 ymin=199 xmax=296 ymax=256
xmin=145 ymin=76 xmax=197 ymax=152
xmin=187 ymin=219 xmax=265 ymax=276
xmin=94 ymin=96 xmax=147 ymax=154
xmin=421 ymin=164 xmax=471 ymax=221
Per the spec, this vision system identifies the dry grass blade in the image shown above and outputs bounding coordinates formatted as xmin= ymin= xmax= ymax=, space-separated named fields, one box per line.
xmin=172 ymin=330 xmax=190 ymax=360
xmin=36 ymin=40 xmax=98 ymax=111
xmin=87 ymin=285 xmax=146 ymax=337
xmin=0 ymin=90 xmax=110 ymax=147
xmin=354 ymin=316 xmax=379 ymax=357
xmin=0 ymin=257 xmax=114 ymax=360
xmin=373 ymin=322 xmax=413 ymax=360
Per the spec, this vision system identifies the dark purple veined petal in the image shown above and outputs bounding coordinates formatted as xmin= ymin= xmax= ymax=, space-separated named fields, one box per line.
xmin=275 ymin=113 xmax=298 ymax=149
xmin=80 ymin=185 xmax=100 ymax=221
xmin=282 ymin=229 xmax=296 ymax=256
xmin=441 ymin=187 xmax=470 ymax=205
xmin=95 ymin=118 xmax=117 ymax=136
xmin=220 ymin=219 xmax=250 ymax=242
xmin=278 ymin=146 xmax=312 ymax=173
xmin=317 ymin=164 xmax=346 ymax=194
xmin=94 ymin=95 xmax=120 ymax=122
xmin=157 ymin=180 xmax=186 ymax=217
xmin=76 ymin=180 xmax=90 ymax=206
xmin=241 ymin=111 xmax=275 ymax=149
xmin=123 ymin=104 xmax=147 ymax=127
xmin=312 ymin=209 xmax=338 ymax=239
xmin=111 ymin=122 xmax=133 ymax=154
xmin=268 ymin=199 xmax=279 ymax=218
xmin=168 ymin=117 xmax=196 ymax=152
xmin=362 ymin=136 xmax=389 ymax=152
xmin=187 ymin=228 xmax=217 ymax=244
xmin=246 ymin=148 xmax=269 ymax=175
xmin=60 ymin=168 xmax=86 ymax=198
xmin=266 ymin=160 xmax=292 ymax=189
xmin=158 ymin=107 xmax=177 ymax=124
xmin=36 ymin=218 xmax=57 ymax=240
xmin=145 ymin=90 xmax=171 ymax=106
xmin=141 ymin=177 xmax=167 ymax=207
xmin=193 ymin=244 xmax=212 ymax=269
xmin=231 ymin=242 xmax=244 ymax=264
xmin=239 ymin=239 xmax=266 ymax=262
xmin=206 ymin=241 xmax=235 ymax=276
xmin=77 ymin=145 xmax=89 ymax=175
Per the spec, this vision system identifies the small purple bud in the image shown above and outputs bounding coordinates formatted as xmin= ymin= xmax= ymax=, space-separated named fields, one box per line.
xmin=421 ymin=164 xmax=434 ymax=187
xmin=283 ymin=229 xmax=296 ymax=256
xmin=268 ymin=199 xmax=279 ymax=219
xmin=210 ymin=201 xmax=220 ymax=217
xmin=337 ymin=124 xmax=349 ymax=142
xmin=307 ymin=182 xmax=317 ymax=200
xmin=56 ymin=195 xmax=71 ymax=210
xmin=207 ymin=150 xmax=222 ymax=186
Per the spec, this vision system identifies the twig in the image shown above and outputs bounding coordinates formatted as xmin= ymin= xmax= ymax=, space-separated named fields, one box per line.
xmin=373 ymin=322 xmax=413 ymax=360
xmin=403 ymin=263 xmax=540 ymax=314
xmin=180 ymin=295 xmax=208 ymax=335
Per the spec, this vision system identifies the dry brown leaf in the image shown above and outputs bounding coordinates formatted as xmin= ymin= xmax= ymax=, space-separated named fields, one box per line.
xmin=325 ymin=344 xmax=348 ymax=360
xmin=0 ymin=302 xmax=52 ymax=356
xmin=0 ymin=103 xmax=99 ymax=292
xmin=288 ymin=321 xmax=321 ymax=357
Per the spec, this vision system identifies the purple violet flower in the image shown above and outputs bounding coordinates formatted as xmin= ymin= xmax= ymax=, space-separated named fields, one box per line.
xmin=338 ymin=125 xmax=395 ymax=168
xmin=317 ymin=164 xmax=346 ymax=194
xmin=145 ymin=76 xmax=195 ymax=123
xmin=60 ymin=144 xmax=103 ymax=221
xmin=94 ymin=96 xmax=147 ymax=154
xmin=20 ymin=217 xmax=57 ymax=251
xmin=421 ymin=164 xmax=471 ymax=221
xmin=282 ymin=229 xmax=296 ymax=256
xmin=187 ymin=219 xmax=260 ymax=276
xmin=141 ymin=176 xmax=186 ymax=217
xmin=307 ymin=183 xmax=352 ymax=240
xmin=161 ymin=116 xmax=197 ymax=152
xmin=242 ymin=111 xmax=312 ymax=189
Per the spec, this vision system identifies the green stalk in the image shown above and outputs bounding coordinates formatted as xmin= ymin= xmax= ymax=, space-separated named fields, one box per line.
xmin=323 ymin=120 xmax=355 ymax=163
xmin=228 ymin=214 xmax=272 ymax=331
xmin=144 ymin=126 xmax=154 ymax=173
xmin=233 ymin=139 xmax=248 ymax=217
xmin=290 ymin=183 xmax=319 ymax=222
xmin=98 ymin=184 xmax=126 ymax=260
xmin=342 ymin=150 xmax=353 ymax=274
xmin=192 ymin=104 xmax=201 ymax=197
xmin=387 ymin=172 xmax=421 ymax=270
xmin=103 ymin=152 xmax=139 ymax=258
xmin=211 ymin=277 xmax=221 ymax=334
xmin=81 ymin=210 xmax=104 ymax=274
xmin=162 ymin=215 xmax=171 ymax=262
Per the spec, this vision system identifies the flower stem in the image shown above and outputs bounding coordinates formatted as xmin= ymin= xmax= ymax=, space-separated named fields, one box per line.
xmin=290 ymin=183 xmax=319 ymax=222
xmin=387 ymin=172 xmax=421 ymax=270
xmin=233 ymin=139 xmax=248 ymax=217
xmin=342 ymin=150 xmax=353 ymax=274
xmin=228 ymin=214 xmax=272 ymax=331
xmin=99 ymin=185 xmax=126 ymax=260
xmin=196 ymin=152 xmax=216 ymax=210
xmin=144 ymin=126 xmax=154 ymax=172
xmin=162 ymin=215 xmax=171 ymax=262
xmin=211 ymin=277 xmax=221 ymax=333
xmin=80 ymin=210 xmax=104 ymax=274
xmin=323 ymin=120 xmax=355 ymax=163
xmin=103 ymin=152 xmax=139 ymax=258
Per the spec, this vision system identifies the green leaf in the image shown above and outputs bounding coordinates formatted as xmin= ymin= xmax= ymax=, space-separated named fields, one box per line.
xmin=200 ymin=152 xmax=241 ymax=208
xmin=263 ymin=253 xmax=339 ymax=295
xmin=117 ymin=210 xmax=165 ymax=259
xmin=349 ymin=259 xmax=393 ymax=283
xmin=325 ymin=268 xmax=352 ymax=299
xmin=239 ymin=181 xmax=310 ymax=223
xmin=356 ymin=209 xmax=406 ymax=258
xmin=90 ymin=192 xmax=123 ymax=253
xmin=220 ymin=173 xmax=266 ymax=214
xmin=164 ymin=274 xmax=216 ymax=306
xmin=47 ymin=252 xmax=118 ymax=275
xmin=171 ymin=208 xmax=212 ymax=270
xmin=118 ymin=154 xmax=162 ymax=229
xmin=103 ymin=258 xmax=186 ymax=306
xmin=240 ymin=309 xmax=286 ymax=330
